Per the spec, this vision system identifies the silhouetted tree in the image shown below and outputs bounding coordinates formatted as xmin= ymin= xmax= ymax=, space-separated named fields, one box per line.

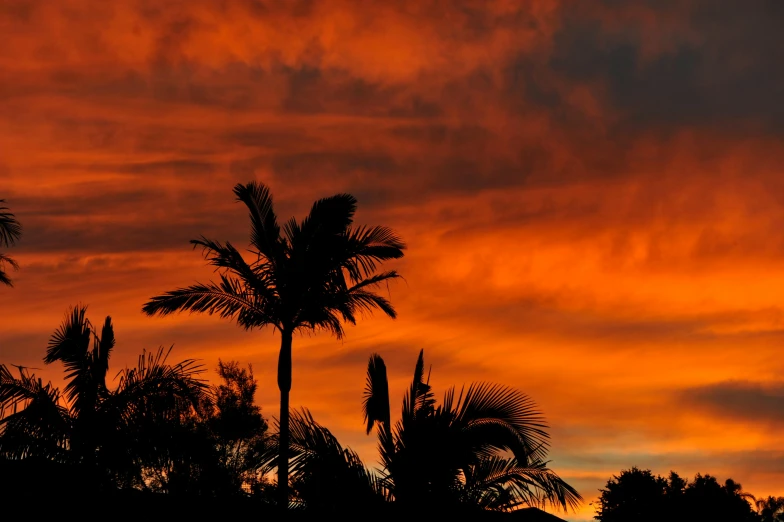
xmin=0 ymin=200 xmax=21 ymax=287
xmin=261 ymin=408 xmax=384 ymax=512
xmin=208 ymin=360 xmax=270 ymax=495
xmin=757 ymin=496 xmax=784 ymax=522
xmin=595 ymin=468 xmax=760 ymax=522
xmin=363 ymin=350 xmax=581 ymax=512
xmin=136 ymin=360 xmax=271 ymax=497
xmin=594 ymin=467 xmax=670 ymax=522
xmin=0 ymin=306 xmax=209 ymax=488
xmin=683 ymin=474 xmax=759 ymax=522
xmin=142 ymin=181 xmax=405 ymax=506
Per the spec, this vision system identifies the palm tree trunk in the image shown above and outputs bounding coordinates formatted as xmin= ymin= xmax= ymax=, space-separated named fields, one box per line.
xmin=277 ymin=329 xmax=293 ymax=509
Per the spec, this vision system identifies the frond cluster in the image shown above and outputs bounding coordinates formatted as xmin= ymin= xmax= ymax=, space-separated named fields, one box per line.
xmin=276 ymin=349 xmax=581 ymax=514
xmin=0 ymin=199 xmax=21 ymax=287
xmin=363 ymin=350 xmax=582 ymax=512
xmin=0 ymin=306 xmax=212 ymax=487
xmin=263 ymin=408 xmax=385 ymax=511
xmin=143 ymin=181 xmax=405 ymax=339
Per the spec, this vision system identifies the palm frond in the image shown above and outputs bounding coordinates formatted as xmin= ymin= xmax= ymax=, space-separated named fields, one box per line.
xmin=462 ymin=456 xmax=582 ymax=512
xmin=296 ymin=194 xmax=357 ymax=243
xmin=402 ymin=349 xmax=434 ymax=423
xmin=342 ymin=226 xmax=406 ymax=283
xmin=112 ymin=346 xmax=210 ymax=417
xmin=45 ymin=306 xmax=91 ymax=366
xmin=45 ymin=306 xmax=95 ymax=411
xmin=363 ymin=354 xmax=390 ymax=435
xmin=0 ymin=253 xmax=19 ymax=287
xmin=233 ymin=182 xmax=282 ymax=262
xmin=95 ymin=316 xmax=115 ymax=388
xmin=142 ymin=275 xmax=279 ymax=330
xmin=345 ymin=289 xmax=397 ymax=319
xmin=191 ymin=237 xmax=277 ymax=293
xmin=0 ymin=365 xmax=71 ymax=461
xmin=0 ymin=200 xmax=21 ymax=248
xmin=455 ymin=382 xmax=550 ymax=462
xmin=348 ymin=270 xmax=401 ymax=292
xmin=277 ymin=408 xmax=381 ymax=511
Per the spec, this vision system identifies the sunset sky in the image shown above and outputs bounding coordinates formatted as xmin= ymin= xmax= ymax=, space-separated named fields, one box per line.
xmin=1 ymin=1 xmax=783 ymax=519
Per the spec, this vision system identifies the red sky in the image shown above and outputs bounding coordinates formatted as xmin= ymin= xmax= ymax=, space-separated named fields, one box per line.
xmin=1 ymin=1 xmax=783 ymax=519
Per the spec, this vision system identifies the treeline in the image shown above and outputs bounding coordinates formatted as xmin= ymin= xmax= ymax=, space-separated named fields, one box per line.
xmin=0 ymin=308 xmax=270 ymax=497
xmin=2 ymin=185 xmax=779 ymax=519
xmin=0 ymin=307 xmax=580 ymax=516
xmin=594 ymin=467 xmax=784 ymax=522
xmin=0 ymin=183 xmax=582 ymax=516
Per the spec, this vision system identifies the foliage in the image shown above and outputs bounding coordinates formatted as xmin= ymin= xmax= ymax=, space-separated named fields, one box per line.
xmin=262 ymin=408 xmax=385 ymax=512
xmin=0 ymin=199 xmax=21 ymax=287
xmin=207 ymin=360 xmax=271 ymax=496
xmin=595 ymin=467 xmax=762 ymax=522
xmin=143 ymin=180 xmax=405 ymax=505
xmin=363 ymin=349 xmax=581 ymax=512
xmin=757 ymin=496 xmax=784 ymax=522
xmin=0 ymin=306 xmax=210 ymax=490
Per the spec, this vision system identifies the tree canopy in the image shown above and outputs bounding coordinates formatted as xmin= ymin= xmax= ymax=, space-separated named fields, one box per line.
xmin=595 ymin=467 xmax=762 ymax=522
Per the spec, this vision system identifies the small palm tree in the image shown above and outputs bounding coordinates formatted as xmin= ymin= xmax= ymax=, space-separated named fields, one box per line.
xmin=363 ymin=350 xmax=582 ymax=512
xmin=0 ymin=306 xmax=208 ymax=486
xmin=142 ymin=181 xmax=405 ymax=506
xmin=0 ymin=200 xmax=22 ymax=287
xmin=265 ymin=408 xmax=383 ymax=511
xmin=757 ymin=496 xmax=784 ymax=522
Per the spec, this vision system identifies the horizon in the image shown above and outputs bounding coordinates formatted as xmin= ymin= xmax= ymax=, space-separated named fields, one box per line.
xmin=1 ymin=2 xmax=783 ymax=520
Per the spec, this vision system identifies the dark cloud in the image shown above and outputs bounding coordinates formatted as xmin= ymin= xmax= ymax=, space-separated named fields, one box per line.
xmin=0 ymin=330 xmax=49 ymax=365
xmin=556 ymin=448 xmax=784 ymax=487
xmin=682 ymin=380 xmax=784 ymax=424
xmin=70 ymin=159 xmax=218 ymax=176
xmin=549 ymin=0 xmax=784 ymax=132
xmin=8 ymin=185 xmax=242 ymax=254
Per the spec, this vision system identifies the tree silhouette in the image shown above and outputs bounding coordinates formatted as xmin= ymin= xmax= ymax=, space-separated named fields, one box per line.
xmin=142 ymin=181 xmax=405 ymax=506
xmin=208 ymin=360 xmax=270 ymax=495
xmin=0 ymin=306 xmax=209 ymax=487
xmin=595 ymin=467 xmax=760 ymax=522
xmin=262 ymin=408 xmax=383 ymax=512
xmin=757 ymin=496 xmax=784 ymax=522
xmin=363 ymin=350 xmax=581 ymax=512
xmin=594 ymin=467 xmax=670 ymax=522
xmin=136 ymin=359 xmax=271 ymax=497
xmin=0 ymin=200 xmax=21 ymax=287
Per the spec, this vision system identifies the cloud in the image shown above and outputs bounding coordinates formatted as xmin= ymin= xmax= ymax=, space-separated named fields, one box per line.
xmin=548 ymin=0 xmax=784 ymax=133
xmin=681 ymin=381 xmax=784 ymax=425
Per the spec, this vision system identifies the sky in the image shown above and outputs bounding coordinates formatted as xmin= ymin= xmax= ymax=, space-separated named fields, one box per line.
xmin=1 ymin=1 xmax=783 ymax=519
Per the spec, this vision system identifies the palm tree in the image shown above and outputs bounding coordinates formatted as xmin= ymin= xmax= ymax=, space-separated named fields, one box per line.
xmin=757 ymin=496 xmax=784 ymax=522
xmin=363 ymin=350 xmax=582 ymax=512
xmin=269 ymin=408 xmax=384 ymax=511
xmin=0 ymin=200 xmax=21 ymax=287
xmin=142 ymin=181 xmax=405 ymax=506
xmin=0 ymin=306 xmax=209 ymax=487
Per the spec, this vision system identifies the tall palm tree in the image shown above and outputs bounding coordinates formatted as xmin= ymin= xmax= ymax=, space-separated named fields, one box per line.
xmin=0 ymin=306 xmax=208 ymax=486
xmin=0 ymin=200 xmax=22 ymax=287
xmin=142 ymin=181 xmax=405 ymax=506
xmin=363 ymin=350 xmax=582 ymax=512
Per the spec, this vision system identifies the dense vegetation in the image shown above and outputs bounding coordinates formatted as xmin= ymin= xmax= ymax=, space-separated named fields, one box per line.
xmin=2 ymin=189 xmax=779 ymax=520
xmin=142 ymin=181 xmax=405 ymax=505
xmin=0 ymin=191 xmax=578 ymax=518
xmin=595 ymin=467 xmax=784 ymax=522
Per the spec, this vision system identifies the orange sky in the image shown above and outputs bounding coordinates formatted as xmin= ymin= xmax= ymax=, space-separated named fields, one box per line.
xmin=1 ymin=1 xmax=783 ymax=519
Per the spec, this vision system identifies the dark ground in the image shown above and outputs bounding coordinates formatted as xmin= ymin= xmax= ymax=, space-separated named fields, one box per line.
xmin=0 ymin=459 xmax=567 ymax=521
